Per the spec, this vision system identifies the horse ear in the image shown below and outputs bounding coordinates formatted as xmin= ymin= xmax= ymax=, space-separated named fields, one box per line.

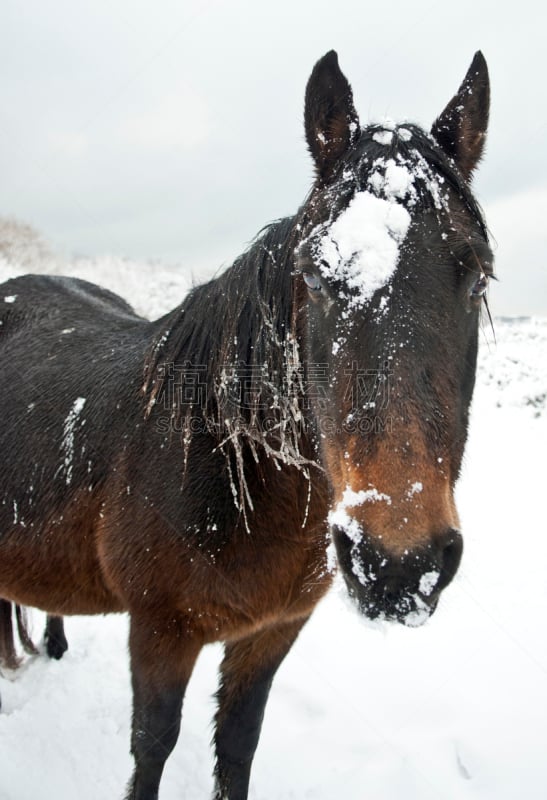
xmin=305 ymin=50 xmax=360 ymax=181
xmin=431 ymin=52 xmax=490 ymax=181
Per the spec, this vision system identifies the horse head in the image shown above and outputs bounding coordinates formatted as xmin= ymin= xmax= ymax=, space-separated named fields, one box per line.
xmin=297 ymin=51 xmax=493 ymax=625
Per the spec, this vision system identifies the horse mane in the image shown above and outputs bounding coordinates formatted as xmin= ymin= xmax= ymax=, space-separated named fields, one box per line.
xmin=142 ymin=216 xmax=315 ymax=524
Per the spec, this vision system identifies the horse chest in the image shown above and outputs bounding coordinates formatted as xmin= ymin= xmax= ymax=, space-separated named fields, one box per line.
xmin=97 ymin=492 xmax=332 ymax=640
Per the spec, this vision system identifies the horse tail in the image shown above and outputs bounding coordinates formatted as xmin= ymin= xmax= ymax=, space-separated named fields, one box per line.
xmin=0 ymin=600 xmax=38 ymax=669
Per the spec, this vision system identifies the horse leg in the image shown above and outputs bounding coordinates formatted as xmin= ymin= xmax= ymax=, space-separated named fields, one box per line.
xmin=44 ymin=615 xmax=68 ymax=660
xmin=0 ymin=600 xmax=21 ymax=669
xmin=213 ymin=616 xmax=309 ymax=800
xmin=125 ymin=613 xmax=202 ymax=800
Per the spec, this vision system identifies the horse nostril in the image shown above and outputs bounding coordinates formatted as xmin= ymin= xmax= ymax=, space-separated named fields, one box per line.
xmin=436 ymin=529 xmax=463 ymax=590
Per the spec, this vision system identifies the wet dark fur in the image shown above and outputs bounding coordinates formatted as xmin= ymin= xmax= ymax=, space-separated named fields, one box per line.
xmin=0 ymin=51 xmax=491 ymax=799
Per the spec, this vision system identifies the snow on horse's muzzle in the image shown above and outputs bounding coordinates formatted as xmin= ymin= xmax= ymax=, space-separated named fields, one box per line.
xmin=332 ymin=525 xmax=463 ymax=626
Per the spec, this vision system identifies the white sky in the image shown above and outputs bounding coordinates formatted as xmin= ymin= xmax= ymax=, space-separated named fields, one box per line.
xmin=1 ymin=0 xmax=546 ymax=315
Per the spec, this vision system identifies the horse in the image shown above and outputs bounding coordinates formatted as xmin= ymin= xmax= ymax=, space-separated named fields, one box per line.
xmin=0 ymin=50 xmax=493 ymax=799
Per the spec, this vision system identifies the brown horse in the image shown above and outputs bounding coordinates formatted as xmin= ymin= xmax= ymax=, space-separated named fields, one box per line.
xmin=0 ymin=51 xmax=492 ymax=799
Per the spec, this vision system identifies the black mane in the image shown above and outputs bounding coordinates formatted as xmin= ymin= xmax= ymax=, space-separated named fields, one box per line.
xmin=144 ymin=216 xmax=298 ymax=400
xmin=142 ymin=216 xmax=312 ymax=504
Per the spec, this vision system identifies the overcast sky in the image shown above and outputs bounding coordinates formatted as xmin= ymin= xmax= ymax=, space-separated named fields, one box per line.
xmin=1 ymin=0 xmax=546 ymax=315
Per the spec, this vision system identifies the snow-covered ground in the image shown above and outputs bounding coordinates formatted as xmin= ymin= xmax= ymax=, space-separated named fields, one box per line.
xmin=1 ymin=251 xmax=546 ymax=800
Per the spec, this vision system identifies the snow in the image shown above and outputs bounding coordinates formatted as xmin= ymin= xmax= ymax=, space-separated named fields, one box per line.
xmin=61 ymin=397 xmax=86 ymax=486
xmin=382 ymin=160 xmax=415 ymax=198
xmin=1 ymin=253 xmax=547 ymax=799
xmin=373 ymin=130 xmax=393 ymax=145
xmin=407 ymin=481 xmax=423 ymax=498
xmin=317 ymin=192 xmax=411 ymax=309
xmin=311 ymin=147 xmax=449 ymax=311
xmin=328 ymin=485 xmax=392 ymax=544
xmin=370 ymin=116 xmax=397 ymax=131
xmin=418 ymin=570 xmax=440 ymax=597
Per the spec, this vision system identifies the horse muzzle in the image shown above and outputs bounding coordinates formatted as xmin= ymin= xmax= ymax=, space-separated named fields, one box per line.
xmin=331 ymin=525 xmax=463 ymax=626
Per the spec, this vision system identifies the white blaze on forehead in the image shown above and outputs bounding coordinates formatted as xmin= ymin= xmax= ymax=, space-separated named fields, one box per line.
xmin=316 ymin=168 xmax=412 ymax=309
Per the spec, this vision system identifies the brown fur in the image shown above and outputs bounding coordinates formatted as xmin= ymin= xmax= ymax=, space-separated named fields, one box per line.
xmin=0 ymin=490 xmax=125 ymax=615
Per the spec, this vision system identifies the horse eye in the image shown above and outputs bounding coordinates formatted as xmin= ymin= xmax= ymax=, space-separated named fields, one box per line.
xmin=471 ymin=273 xmax=488 ymax=298
xmin=303 ymin=272 xmax=322 ymax=292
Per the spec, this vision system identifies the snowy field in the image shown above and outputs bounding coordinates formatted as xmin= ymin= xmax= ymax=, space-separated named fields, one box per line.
xmin=0 ymin=251 xmax=546 ymax=800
